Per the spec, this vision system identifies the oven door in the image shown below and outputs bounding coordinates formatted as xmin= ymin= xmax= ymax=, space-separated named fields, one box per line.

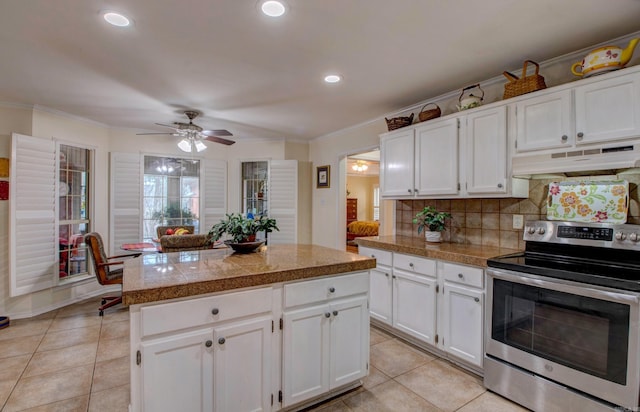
xmin=486 ymin=268 xmax=640 ymax=408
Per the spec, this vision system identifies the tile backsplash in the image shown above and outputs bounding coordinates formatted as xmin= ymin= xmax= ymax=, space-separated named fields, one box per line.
xmin=396 ymin=176 xmax=640 ymax=250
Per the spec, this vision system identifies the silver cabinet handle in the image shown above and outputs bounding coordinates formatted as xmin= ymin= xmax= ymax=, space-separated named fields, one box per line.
xmin=325 ymin=312 xmax=331 ymax=318
xmin=474 ymin=297 xmax=480 ymax=303
xmin=205 ymin=340 xmax=213 ymax=347
xmin=561 ymin=135 xmax=568 ymax=142
xmin=211 ymin=308 xmax=219 ymax=315
xmin=577 ymin=132 xmax=584 ymax=140
xmin=218 ymin=337 xmax=226 ymax=344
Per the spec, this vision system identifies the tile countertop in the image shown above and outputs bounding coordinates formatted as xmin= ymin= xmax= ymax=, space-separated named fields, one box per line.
xmin=122 ymin=244 xmax=376 ymax=306
xmin=356 ymin=236 xmax=521 ymax=267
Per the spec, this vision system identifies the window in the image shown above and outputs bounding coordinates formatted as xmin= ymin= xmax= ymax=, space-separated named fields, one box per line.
xmin=58 ymin=144 xmax=91 ymax=279
xmin=373 ymin=185 xmax=380 ymax=221
xmin=241 ymin=161 xmax=268 ymax=217
xmin=142 ymin=156 xmax=200 ymax=241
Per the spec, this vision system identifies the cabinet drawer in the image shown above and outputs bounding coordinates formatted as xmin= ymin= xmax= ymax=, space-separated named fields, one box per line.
xmin=140 ymin=287 xmax=272 ymax=337
xmin=442 ymin=262 xmax=484 ymax=289
xmin=358 ymin=246 xmax=392 ymax=267
xmin=393 ymin=253 xmax=436 ymax=277
xmin=284 ymin=271 xmax=369 ymax=308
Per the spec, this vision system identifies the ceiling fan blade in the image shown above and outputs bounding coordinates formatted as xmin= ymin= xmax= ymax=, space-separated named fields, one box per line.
xmin=155 ymin=122 xmax=179 ymax=130
xmin=136 ymin=132 xmax=175 ymax=135
xmin=202 ymin=129 xmax=233 ymax=137
xmin=205 ymin=136 xmax=236 ymax=145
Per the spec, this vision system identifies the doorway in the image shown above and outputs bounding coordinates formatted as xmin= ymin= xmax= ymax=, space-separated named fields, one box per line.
xmin=345 ymin=149 xmax=380 ymax=253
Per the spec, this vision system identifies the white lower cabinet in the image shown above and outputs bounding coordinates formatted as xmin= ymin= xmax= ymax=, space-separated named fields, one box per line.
xmin=282 ymin=273 xmax=369 ymax=408
xmin=131 ymin=272 xmax=370 ymax=412
xmin=361 ymin=247 xmax=484 ymax=370
xmin=213 ymin=316 xmax=273 ymax=412
xmin=393 ymin=269 xmax=437 ymax=344
xmin=141 ymin=328 xmax=215 ymax=412
xmin=442 ymin=283 xmax=483 ymax=367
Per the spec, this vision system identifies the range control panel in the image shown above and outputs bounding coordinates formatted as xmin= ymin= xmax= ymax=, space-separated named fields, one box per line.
xmin=523 ymin=220 xmax=640 ymax=250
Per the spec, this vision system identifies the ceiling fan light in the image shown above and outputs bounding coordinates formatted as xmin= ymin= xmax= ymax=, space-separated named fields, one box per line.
xmin=177 ymin=139 xmax=192 ymax=152
xmin=194 ymin=140 xmax=207 ymax=152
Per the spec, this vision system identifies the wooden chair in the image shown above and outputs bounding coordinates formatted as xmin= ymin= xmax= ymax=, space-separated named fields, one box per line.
xmin=85 ymin=232 xmax=141 ymax=316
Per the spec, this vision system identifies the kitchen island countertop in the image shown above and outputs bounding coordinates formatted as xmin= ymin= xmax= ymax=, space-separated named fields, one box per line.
xmin=356 ymin=235 xmax=521 ymax=267
xmin=122 ymin=244 xmax=376 ymax=305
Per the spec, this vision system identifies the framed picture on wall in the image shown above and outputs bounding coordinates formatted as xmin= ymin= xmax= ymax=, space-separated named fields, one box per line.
xmin=316 ymin=165 xmax=330 ymax=189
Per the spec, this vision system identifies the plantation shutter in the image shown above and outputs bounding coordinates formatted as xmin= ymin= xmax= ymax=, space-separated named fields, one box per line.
xmin=109 ymin=152 xmax=142 ymax=255
xmin=202 ymin=159 xmax=227 ymax=232
xmin=10 ymin=133 xmax=57 ymax=296
xmin=268 ymin=160 xmax=297 ymax=244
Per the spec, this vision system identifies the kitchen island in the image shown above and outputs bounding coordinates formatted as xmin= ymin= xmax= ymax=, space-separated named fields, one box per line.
xmin=123 ymin=244 xmax=375 ymax=412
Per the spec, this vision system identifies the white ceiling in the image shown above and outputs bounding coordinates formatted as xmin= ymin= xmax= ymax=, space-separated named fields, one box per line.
xmin=2 ymin=1 xmax=640 ymax=142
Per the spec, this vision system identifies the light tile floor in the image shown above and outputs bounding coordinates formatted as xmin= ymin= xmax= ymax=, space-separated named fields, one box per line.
xmin=0 ymin=298 xmax=529 ymax=411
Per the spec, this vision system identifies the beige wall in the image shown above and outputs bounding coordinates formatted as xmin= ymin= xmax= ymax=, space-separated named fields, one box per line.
xmin=347 ymin=175 xmax=379 ymax=221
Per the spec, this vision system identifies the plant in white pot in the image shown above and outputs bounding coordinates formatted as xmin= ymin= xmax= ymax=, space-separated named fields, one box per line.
xmin=412 ymin=206 xmax=451 ymax=243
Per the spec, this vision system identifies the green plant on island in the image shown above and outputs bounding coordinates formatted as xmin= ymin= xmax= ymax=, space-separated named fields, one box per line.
xmin=412 ymin=206 xmax=451 ymax=233
xmin=208 ymin=213 xmax=279 ymax=243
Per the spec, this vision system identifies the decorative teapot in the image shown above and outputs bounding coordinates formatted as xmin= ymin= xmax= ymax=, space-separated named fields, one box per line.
xmin=571 ymin=38 xmax=639 ymax=77
xmin=457 ymin=84 xmax=484 ymax=111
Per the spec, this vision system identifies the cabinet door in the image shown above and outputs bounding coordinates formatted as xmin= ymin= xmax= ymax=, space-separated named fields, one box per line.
xmin=213 ymin=316 xmax=272 ymax=412
xmin=575 ymin=73 xmax=640 ymax=145
xmin=369 ymin=266 xmax=392 ymax=324
xmin=329 ymin=295 xmax=369 ymax=389
xmin=514 ymin=90 xmax=573 ymax=152
xmin=392 ymin=269 xmax=437 ymax=344
xmin=380 ymin=130 xmax=415 ymax=197
xmin=414 ymin=118 xmax=459 ymax=196
xmin=282 ymin=304 xmax=330 ymax=407
xmin=141 ymin=329 xmax=214 ymax=412
xmin=442 ymin=283 xmax=483 ymax=368
xmin=465 ymin=106 xmax=507 ymax=194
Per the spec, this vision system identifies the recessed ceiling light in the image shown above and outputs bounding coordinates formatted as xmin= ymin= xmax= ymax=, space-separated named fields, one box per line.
xmin=261 ymin=1 xmax=286 ymax=17
xmin=324 ymin=74 xmax=342 ymax=84
xmin=103 ymin=12 xmax=131 ymax=27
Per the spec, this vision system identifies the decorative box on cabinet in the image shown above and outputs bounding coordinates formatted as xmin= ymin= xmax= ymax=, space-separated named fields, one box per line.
xmin=346 ymin=198 xmax=357 ymax=225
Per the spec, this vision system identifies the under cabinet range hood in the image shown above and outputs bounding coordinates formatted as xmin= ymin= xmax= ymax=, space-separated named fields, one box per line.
xmin=512 ymin=143 xmax=640 ymax=177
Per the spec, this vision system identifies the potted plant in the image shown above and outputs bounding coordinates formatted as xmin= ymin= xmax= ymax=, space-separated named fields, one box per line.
xmin=412 ymin=206 xmax=451 ymax=243
xmin=208 ymin=213 xmax=279 ymax=251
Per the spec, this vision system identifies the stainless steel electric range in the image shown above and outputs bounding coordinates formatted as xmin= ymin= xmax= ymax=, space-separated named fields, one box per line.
xmin=485 ymin=220 xmax=640 ymax=412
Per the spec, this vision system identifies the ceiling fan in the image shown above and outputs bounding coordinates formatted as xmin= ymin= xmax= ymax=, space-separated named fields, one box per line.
xmin=137 ymin=110 xmax=235 ymax=152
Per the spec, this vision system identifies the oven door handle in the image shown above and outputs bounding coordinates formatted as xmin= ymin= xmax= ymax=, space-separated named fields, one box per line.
xmin=487 ymin=268 xmax=640 ymax=305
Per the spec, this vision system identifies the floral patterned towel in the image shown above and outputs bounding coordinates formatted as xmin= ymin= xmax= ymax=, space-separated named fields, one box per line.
xmin=547 ymin=180 xmax=628 ymax=224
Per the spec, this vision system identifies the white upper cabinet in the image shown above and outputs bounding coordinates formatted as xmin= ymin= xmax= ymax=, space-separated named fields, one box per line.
xmin=574 ymin=72 xmax=640 ymax=145
xmin=380 ymin=129 xmax=415 ymax=197
xmin=414 ymin=118 xmax=459 ymax=196
xmin=380 ymin=106 xmax=524 ymax=198
xmin=514 ymin=69 xmax=640 ymax=153
xmin=465 ymin=106 xmax=508 ymax=194
xmin=513 ymin=90 xmax=573 ymax=152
